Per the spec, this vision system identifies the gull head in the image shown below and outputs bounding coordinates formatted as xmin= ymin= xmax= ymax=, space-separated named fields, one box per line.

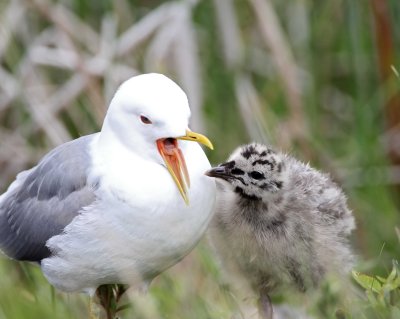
xmin=101 ymin=73 xmax=213 ymax=204
xmin=206 ymin=143 xmax=288 ymax=202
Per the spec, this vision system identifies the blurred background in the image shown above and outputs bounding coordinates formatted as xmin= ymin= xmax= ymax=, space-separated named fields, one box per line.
xmin=0 ymin=0 xmax=399 ymax=318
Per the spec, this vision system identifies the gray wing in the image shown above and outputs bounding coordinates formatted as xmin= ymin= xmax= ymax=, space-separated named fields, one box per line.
xmin=0 ymin=134 xmax=98 ymax=262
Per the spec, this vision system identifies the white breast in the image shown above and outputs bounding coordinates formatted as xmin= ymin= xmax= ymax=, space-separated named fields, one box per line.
xmin=41 ymin=138 xmax=215 ymax=292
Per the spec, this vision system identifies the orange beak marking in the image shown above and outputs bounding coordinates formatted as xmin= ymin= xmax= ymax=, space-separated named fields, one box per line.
xmin=157 ymin=138 xmax=190 ymax=205
xmin=157 ymin=130 xmax=213 ymax=205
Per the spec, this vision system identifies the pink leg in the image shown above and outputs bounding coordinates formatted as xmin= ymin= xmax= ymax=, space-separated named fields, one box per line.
xmin=258 ymin=292 xmax=273 ymax=319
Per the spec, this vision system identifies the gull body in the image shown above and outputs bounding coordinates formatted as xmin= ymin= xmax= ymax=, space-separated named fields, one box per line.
xmin=206 ymin=143 xmax=355 ymax=318
xmin=0 ymin=73 xmax=215 ymax=292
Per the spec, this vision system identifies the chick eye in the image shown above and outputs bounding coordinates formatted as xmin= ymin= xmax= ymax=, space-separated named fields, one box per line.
xmin=140 ymin=115 xmax=152 ymax=124
xmin=249 ymin=171 xmax=264 ymax=180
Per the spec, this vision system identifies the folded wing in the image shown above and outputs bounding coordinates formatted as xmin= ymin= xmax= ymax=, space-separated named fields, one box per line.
xmin=0 ymin=135 xmax=98 ymax=262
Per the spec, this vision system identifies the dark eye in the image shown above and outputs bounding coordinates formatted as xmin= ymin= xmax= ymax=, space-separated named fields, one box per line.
xmin=140 ymin=115 xmax=152 ymax=124
xmin=249 ymin=171 xmax=264 ymax=180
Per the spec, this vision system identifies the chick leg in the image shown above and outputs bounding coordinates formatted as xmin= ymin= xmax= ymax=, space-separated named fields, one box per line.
xmin=258 ymin=291 xmax=273 ymax=319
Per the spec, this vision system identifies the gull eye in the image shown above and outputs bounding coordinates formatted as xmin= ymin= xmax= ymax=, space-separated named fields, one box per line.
xmin=249 ymin=171 xmax=264 ymax=180
xmin=140 ymin=115 xmax=152 ymax=124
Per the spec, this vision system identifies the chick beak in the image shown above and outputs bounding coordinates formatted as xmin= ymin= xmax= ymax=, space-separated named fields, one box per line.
xmin=205 ymin=165 xmax=231 ymax=180
xmin=157 ymin=130 xmax=213 ymax=205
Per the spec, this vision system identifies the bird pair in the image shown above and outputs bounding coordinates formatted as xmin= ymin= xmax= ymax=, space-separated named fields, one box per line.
xmin=0 ymin=74 xmax=354 ymax=319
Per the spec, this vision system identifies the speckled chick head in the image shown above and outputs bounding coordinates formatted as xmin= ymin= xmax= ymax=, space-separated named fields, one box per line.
xmin=206 ymin=143 xmax=288 ymax=201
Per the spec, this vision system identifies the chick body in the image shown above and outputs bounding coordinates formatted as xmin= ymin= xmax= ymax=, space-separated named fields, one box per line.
xmin=207 ymin=143 xmax=355 ymax=316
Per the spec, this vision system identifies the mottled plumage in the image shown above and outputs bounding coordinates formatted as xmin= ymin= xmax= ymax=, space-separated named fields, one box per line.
xmin=206 ymin=143 xmax=355 ymax=318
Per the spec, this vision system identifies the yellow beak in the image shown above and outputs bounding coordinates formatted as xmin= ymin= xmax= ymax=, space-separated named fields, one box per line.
xmin=157 ymin=130 xmax=213 ymax=205
xmin=177 ymin=130 xmax=214 ymax=150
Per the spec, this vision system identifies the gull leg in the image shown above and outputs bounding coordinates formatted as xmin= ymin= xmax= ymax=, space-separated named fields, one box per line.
xmin=258 ymin=291 xmax=273 ymax=319
xmin=96 ymin=285 xmax=114 ymax=319
xmin=96 ymin=284 xmax=129 ymax=319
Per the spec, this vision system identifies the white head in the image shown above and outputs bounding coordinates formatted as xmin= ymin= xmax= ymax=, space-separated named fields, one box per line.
xmin=100 ymin=73 xmax=213 ymax=204
xmin=103 ymin=74 xmax=189 ymax=153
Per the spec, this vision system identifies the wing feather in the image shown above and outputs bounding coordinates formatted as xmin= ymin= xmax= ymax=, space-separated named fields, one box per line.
xmin=0 ymin=135 xmax=98 ymax=262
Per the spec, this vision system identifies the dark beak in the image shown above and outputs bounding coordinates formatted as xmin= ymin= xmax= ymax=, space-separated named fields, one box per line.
xmin=205 ymin=165 xmax=233 ymax=181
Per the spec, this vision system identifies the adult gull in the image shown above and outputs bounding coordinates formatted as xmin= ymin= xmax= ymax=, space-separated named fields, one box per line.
xmin=0 ymin=73 xmax=216 ymax=296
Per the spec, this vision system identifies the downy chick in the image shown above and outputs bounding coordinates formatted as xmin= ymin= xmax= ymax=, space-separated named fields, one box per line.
xmin=206 ymin=143 xmax=355 ymax=319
